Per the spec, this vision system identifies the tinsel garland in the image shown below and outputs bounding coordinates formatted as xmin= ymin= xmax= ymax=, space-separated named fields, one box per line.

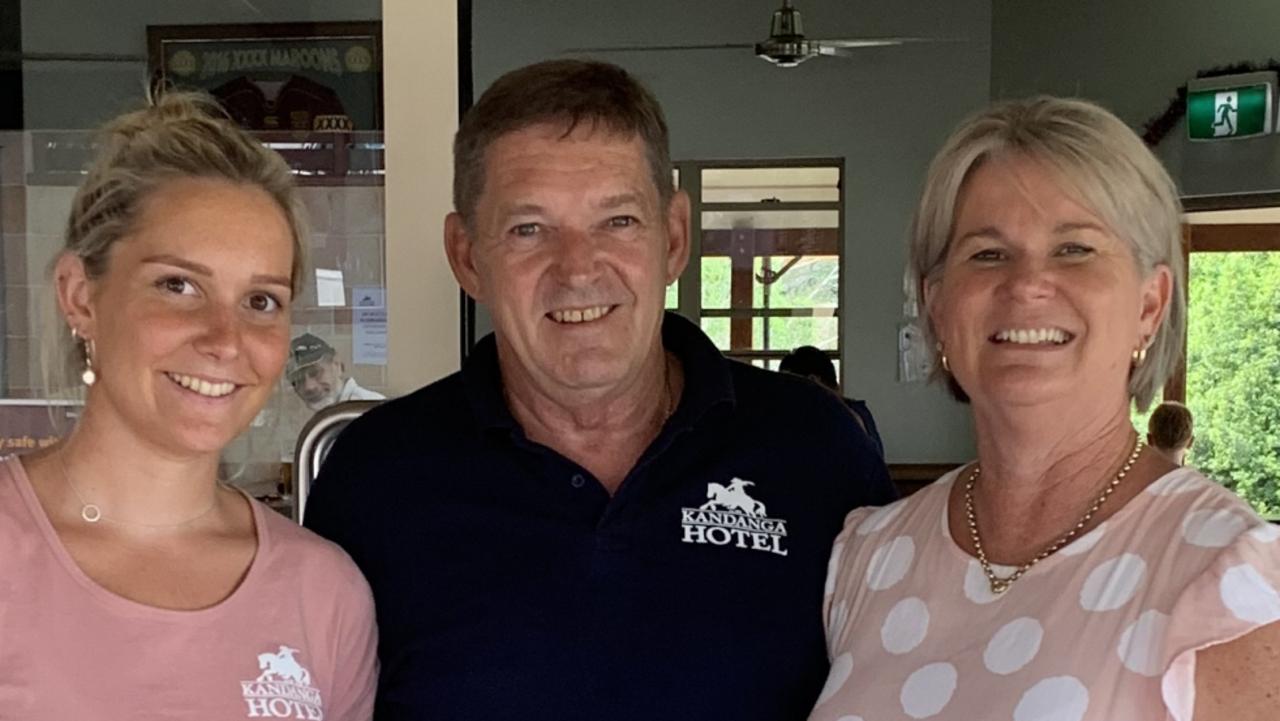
xmin=1142 ymin=59 xmax=1280 ymax=147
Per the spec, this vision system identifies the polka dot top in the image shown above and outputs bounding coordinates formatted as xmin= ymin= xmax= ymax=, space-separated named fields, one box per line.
xmin=809 ymin=466 xmax=1280 ymax=721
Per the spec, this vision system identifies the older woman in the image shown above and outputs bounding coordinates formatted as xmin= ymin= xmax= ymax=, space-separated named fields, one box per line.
xmin=0 ymin=93 xmax=376 ymax=718
xmin=811 ymin=97 xmax=1279 ymax=721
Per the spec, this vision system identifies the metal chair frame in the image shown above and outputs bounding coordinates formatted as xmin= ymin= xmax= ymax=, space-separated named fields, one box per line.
xmin=292 ymin=399 xmax=381 ymax=523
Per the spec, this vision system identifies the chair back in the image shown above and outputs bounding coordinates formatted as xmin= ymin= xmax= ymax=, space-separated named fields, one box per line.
xmin=292 ymin=399 xmax=381 ymax=522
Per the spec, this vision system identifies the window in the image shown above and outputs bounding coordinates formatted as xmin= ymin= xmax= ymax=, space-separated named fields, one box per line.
xmin=1170 ymin=211 xmax=1280 ymax=518
xmin=669 ymin=160 xmax=843 ymax=375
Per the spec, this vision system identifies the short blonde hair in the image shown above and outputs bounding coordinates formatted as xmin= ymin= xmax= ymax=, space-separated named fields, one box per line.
xmin=51 ymin=90 xmax=306 ymax=392
xmin=908 ymin=96 xmax=1185 ymax=411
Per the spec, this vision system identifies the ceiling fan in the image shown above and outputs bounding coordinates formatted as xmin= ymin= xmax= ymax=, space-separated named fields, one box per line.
xmin=567 ymin=0 xmax=950 ymax=68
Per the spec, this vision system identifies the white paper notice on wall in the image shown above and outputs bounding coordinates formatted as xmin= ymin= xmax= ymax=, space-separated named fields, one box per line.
xmin=315 ymin=269 xmax=346 ymax=307
xmin=352 ymin=285 xmax=387 ymax=366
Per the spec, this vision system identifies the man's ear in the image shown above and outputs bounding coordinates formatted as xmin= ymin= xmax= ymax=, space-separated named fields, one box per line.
xmin=664 ymin=190 xmax=692 ymax=284
xmin=53 ymin=251 xmax=96 ymax=337
xmin=444 ymin=212 xmax=485 ymax=302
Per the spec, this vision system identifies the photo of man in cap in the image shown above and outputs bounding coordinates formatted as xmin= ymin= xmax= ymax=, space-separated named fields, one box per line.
xmin=287 ymin=332 xmax=385 ymax=411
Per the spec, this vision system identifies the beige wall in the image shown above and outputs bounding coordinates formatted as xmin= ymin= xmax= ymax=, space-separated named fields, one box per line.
xmin=383 ymin=0 xmax=460 ymax=394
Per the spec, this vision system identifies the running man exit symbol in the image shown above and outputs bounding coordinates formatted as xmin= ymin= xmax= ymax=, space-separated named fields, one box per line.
xmin=1213 ymin=91 xmax=1238 ymax=137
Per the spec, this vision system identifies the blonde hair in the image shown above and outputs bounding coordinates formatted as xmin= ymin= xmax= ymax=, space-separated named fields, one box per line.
xmin=908 ymin=96 xmax=1185 ymax=411
xmin=49 ymin=90 xmax=306 ymax=393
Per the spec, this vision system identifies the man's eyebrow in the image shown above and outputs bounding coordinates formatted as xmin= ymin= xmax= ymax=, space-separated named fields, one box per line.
xmin=598 ymin=193 xmax=642 ymax=210
xmin=502 ymin=203 xmax=546 ymax=216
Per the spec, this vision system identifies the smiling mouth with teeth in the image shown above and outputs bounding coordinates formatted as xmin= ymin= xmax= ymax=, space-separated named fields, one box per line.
xmin=991 ymin=328 xmax=1074 ymax=345
xmin=549 ymin=305 xmax=615 ymax=324
xmin=165 ymin=372 xmax=238 ymax=398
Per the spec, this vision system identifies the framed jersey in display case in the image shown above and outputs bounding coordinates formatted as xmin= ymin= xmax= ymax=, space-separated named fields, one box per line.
xmin=147 ymin=21 xmax=383 ymax=133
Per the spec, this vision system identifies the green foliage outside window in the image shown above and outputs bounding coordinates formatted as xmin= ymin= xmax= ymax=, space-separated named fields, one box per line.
xmin=1184 ymin=252 xmax=1280 ymax=517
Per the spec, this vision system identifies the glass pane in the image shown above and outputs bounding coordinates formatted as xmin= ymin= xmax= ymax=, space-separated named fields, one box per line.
xmin=766 ymin=317 xmax=839 ymax=351
xmin=2 ymin=3 xmax=386 ymax=519
xmin=1186 ymin=251 xmax=1280 ymax=517
xmin=664 ymin=281 xmax=679 ymax=309
xmin=701 ymin=318 xmax=730 ymax=350
xmin=754 ymin=255 xmax=839 ymax=308
xmin=702 ymin=209 xmax=839 ymax=231
xmin=702 ymin=166 xmax=839 ymax=203
xmin=701 ymin=257 xmax=731 ymax=309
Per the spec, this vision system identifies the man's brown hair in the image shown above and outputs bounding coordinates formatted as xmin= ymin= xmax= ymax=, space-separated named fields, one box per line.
xmin=452 ymin=59 xmax=674 ymax=224
xmin=1148 ymin=400 xmax=1194 ymax=450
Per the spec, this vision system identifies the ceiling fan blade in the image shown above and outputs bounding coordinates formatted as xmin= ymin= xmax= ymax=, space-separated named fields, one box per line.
xmin=565 ymin=43 xmax=755 ymax=53
xmin=815 ymin=45 xmax=854 ymax=57
xmin=817 ymin=37 xmax=946 ymax=48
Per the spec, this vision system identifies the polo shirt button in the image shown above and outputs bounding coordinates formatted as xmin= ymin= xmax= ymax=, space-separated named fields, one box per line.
xmin=570 ymin=474 xmax=586 ymax=488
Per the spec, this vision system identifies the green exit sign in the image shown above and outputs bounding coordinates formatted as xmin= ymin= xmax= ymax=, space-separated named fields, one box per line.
xmin=1187 ymin=73 xmax=1275 ymax=141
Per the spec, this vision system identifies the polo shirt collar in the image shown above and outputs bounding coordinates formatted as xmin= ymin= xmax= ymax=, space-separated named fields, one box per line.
xmin=462 ymin=312 xmax=736 ymax=433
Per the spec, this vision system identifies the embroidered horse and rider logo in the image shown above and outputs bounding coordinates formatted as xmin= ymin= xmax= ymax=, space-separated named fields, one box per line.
xmin=241 ymin=645 xmax=324 ymax=719
xmin=701 ymin=478 xmax=768 ymax=517
xmin=681 ymin=477 xmax=788 ymax=556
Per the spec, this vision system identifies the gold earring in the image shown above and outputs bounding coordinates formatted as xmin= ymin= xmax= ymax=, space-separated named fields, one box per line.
xmin=1131 ymin=346 xmax=1147 ymax=368
xmin=72 ymin=328 xmax=96 ymax=386
xmin=937 ymin=342 xmax=951 ymax=373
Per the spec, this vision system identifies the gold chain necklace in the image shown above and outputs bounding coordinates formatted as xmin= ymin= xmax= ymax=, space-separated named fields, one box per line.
xmin=964 ymin=435 xmax=1145 ymax=595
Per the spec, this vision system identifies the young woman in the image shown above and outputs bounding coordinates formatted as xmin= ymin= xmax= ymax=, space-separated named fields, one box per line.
xmin=0 ymin=93 xmax=377 ymax=719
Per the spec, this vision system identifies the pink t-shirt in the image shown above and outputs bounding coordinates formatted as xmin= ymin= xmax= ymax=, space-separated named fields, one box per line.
xmin=0 ymin=455 xmax=378 ymax=720
xmin=810 ymin=466 xmax=1280 ymax=721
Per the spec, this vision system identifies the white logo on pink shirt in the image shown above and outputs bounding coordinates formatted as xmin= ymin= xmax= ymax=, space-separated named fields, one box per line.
xmin=241 ymin=645 xmax=324 ymax=719
xmin=681 ymin=478 xmax=789 ymax=556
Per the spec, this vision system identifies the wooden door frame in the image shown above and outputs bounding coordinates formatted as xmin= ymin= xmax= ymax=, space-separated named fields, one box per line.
xmin=1168 ymin=197 xmax=1280 ymax=401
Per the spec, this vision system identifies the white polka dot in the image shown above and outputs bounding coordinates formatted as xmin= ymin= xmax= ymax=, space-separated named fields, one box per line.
xmin=881 ymin=597 xmax=930 ymax=654
xmin=1079 ymin=553 xmax=1147 ymax=612
xmin=899 ymin=662 xmax=957 ymax=719
xmin=964 ymin=559 xmax=1018 ymax=605
xmin=827 ymin=600 xmax=849 ymax=649
xmin=815 ymin=653 xmax=853 ymax=707
xmin=1059 ymin=523 xmax=1106 ymax=557
xmin=1146 ymin=472 xmax=1200 ymax=496
xmin=1117 ymin=609 xmax=1168 ymax=677
xmin=1014 ymin=676 xmax=1089 ymax=721
xmin=983 ymin=617 xmax=1044 ymax=675
xmin=856 ymin=502 xmax=904 ymax=535
xmin=1220 ymin=564 xmax=1280 ymax=624
xmin=1248 ymin=523 xmax=1280 ymax=544
xmin=866 ymin=536 xmax=915 ymax=591
xmin=1182 ymin=509 xmax=1249 ymax=548
xmin=825 ymin=542 xmax=845 ymax=596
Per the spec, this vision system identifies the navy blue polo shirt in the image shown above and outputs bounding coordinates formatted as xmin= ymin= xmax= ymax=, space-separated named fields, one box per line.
xmin=305 ymin=313 xmax=895 ymax=721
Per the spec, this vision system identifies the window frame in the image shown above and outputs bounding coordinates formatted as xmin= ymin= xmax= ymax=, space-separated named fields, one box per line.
xmin=671 ymin=157 xmax=845 ymax=375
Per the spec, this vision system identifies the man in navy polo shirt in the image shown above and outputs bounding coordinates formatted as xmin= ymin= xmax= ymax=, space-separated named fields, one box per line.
xmin=304 ymin=59 xmax=894 ymax=721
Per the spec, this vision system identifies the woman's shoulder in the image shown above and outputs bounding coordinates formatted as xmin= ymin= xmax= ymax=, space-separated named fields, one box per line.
xmin=250 ymin=498 xmax=372 ymax=594
xmin=1133 ymin=466 xmax=1274 ymax=543
xmin=839 ymin=465 xmax=962 ymax=540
